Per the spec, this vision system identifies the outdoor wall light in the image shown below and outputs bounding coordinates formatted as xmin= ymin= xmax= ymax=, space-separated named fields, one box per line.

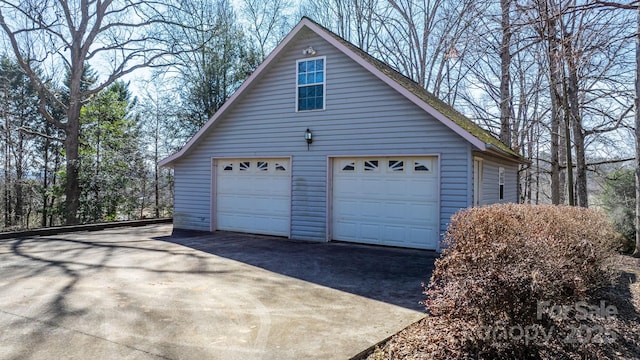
xmin=302 ymin=46 xmax=317 ymax=56
xmin=304 ymin=128 xmax=313 ymax=150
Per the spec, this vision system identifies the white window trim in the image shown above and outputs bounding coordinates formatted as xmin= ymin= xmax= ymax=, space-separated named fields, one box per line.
xmin=498 ymin=166 xmax=505 ymax=200
xmin=473 ymin=157 xmax=483 ymax=207
xmin=295 ymin=55 xmax=326 ymax=112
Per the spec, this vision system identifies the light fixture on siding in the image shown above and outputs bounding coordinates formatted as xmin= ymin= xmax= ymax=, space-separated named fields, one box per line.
xmin=302 ymin=46 xmax=316 ymax=56
xmin=304 ymin=128 xmax=313 ymax=150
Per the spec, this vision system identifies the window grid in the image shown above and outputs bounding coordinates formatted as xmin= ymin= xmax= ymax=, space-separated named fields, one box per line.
xmin=341 ymin=161 xmax=355 ymax=171
xmin=364 ymin=160 xmax=379 ymax=172
xmin=388 ymin=160 xmax=404 ymax=172
xmin=414 ymin=160 xmax=430 ymax=172
xmin=257 ymin=161 xmax=268 ymax=171
xmin=297 ymin=57 xmax=325 ymax=111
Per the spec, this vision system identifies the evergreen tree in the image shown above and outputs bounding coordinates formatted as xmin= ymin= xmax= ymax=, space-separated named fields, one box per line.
xmin=0 ymin=56 xmax=41 ymax=229
xmin=79 ymin=82 xmax=145 ymax=222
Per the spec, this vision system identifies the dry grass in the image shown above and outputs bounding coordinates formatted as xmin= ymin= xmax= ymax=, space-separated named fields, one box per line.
xmin=366 ymin=255 xmax=640 ymax=360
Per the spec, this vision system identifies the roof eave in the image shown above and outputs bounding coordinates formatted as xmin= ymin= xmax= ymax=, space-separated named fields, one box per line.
xmin=484 ymin=144 xmax=529 ymax=164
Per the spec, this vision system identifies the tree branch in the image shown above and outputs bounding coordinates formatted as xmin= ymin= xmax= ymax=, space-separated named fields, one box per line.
xmin=0 ymin=11 xmax=66 ymax=131
xmin=584 ymin=104 xmax=634 ymax=136
xmin=18 ymin=127 xmax=65 ymax=143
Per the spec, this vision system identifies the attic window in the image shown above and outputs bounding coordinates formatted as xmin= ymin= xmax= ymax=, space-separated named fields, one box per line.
xmin=296 ymin=57 xmax=325 ymax=111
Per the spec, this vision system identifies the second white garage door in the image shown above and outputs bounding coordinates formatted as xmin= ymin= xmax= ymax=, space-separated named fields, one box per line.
xmin=332 ymin=157 xmax=439 ymax=250
xmin=215 ymin=158 xmax=290 ymax=236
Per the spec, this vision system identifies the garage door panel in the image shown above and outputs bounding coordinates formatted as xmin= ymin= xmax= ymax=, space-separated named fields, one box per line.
xmin=216 ymin=158 xmax=290 ymax=237
xmin=408 ymin=227 xmax=432 ymax=242
xmin=332 ymin=157 xmax=439 ymax=250
xmin=217 ymin=214 xmax=289 ymax=234
xmin=333 ymin=221 xmax=357 ymax=239
xmin=381 ymin=225 xmax=408 ymax=240
xmin=333 ymin=200 xmax=359 ymax=216
xmin=216 ymin=196 xmax=255 ymax=212
xmin=360 ymin=223 xmax=382 ymax=241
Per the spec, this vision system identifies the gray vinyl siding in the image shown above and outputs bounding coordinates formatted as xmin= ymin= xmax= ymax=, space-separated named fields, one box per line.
xmin=172 ymin=28 xmax=473 ymax=241
xmin=172 ymin=158 xmax=211 ymax=231
xmin=479 ymin=156 xmax=519 ymax=205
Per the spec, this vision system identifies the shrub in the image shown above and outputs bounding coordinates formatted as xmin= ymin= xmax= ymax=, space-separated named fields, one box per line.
xmin=423 ymin=204 xmax=619 ymax=359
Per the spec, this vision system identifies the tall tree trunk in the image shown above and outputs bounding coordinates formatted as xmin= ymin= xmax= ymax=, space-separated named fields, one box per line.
xmin=634 ymin=2 xmax=640 ymax=257
xmin=548 ymin=34 xmax=562 ymax=205
xmin=41 ymin=134 xmax=49 ymax=228
xmin=95 ymin=117 xmax=102 ymax=221
xmin=4 ymin=111 xmax=12 ymax=228
xmin=15 ymin=138 xmax=23 ymax=226
xmin=154 ymin=110 xmax=160 ymax=218
xmin=15 ymin=112 xmax=25 ymax=225
xmin=567 ymin=61 xmax=587 ymax=207
xmin=560 ymin=7 xmax=587 ymax=208
xmin=526 ymin=123 xmax=535 ymax=204
xmin=500 ymin=0 xmax=512 ymax=146
xmin=561 ymin=76 xmax=575 ymax=206
xmin=550 ymin=101 xmax=561 ymax=204
xmin=50 ymin=150 xmax=60 ymax=227
xmin=64 ymin=139 xmax=80 ymax=225
xmin=64 ymin=102 xmax=81 ymax=225
xmin=535 ymin=121 xmax=541 ymax=205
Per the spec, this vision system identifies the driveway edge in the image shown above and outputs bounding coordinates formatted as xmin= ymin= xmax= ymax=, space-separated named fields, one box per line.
xmin=0 ymin=218 xmax=172 ymax=240
xmin=349 ymin=316 xmax=427 ymax=360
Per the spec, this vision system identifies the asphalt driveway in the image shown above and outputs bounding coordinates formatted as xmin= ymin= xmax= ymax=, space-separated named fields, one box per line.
xmin=0 ymin=224 xmax=436 ymax=359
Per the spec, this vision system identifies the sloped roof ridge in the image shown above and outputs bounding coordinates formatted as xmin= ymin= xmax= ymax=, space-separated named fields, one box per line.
xmin=302 ymin=16 xmax=519 ymax=157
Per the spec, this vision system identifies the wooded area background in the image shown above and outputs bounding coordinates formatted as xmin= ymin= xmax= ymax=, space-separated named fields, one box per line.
xmin=0 ymin=0 xmax=638 ymax=251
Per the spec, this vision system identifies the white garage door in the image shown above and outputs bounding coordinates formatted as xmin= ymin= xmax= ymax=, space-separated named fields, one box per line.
xmin=215 ymin=158 xmax=290 ymax=236
xmin=332 ymin=157 xmax=439 ymax=250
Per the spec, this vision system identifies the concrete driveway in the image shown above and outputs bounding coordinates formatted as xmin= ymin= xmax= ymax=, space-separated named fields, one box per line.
xmin=0 ymin=224 xmax=436 ymax=360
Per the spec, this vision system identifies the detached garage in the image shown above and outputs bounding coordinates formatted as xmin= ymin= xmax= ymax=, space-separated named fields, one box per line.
xmin=160 ymin=17 xmax=524 ymax=250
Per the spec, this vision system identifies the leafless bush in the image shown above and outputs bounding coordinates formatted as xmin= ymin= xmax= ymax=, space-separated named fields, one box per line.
xmin=423 ymin=204 xmax=619 ymax=359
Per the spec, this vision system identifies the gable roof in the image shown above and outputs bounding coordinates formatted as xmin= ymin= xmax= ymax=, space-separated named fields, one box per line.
xmin=159 ymin=17 xmax=523 ymax=167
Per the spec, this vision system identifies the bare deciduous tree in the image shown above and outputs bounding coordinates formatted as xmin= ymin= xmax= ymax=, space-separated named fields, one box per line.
xmin=300 ymin=0 xmax=380 ymax=52
xmin=241 ymin=0 xmax=293 ymax=60
xmin=635 ymin=1 xmax=639 ymax=256
xmin=500 ymin=0 xmax=513 ymax=146
xmin=374 ymin=0 xmax=485 ymax=100
xmin=0 ymin=0 xmax=181 ymax=224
